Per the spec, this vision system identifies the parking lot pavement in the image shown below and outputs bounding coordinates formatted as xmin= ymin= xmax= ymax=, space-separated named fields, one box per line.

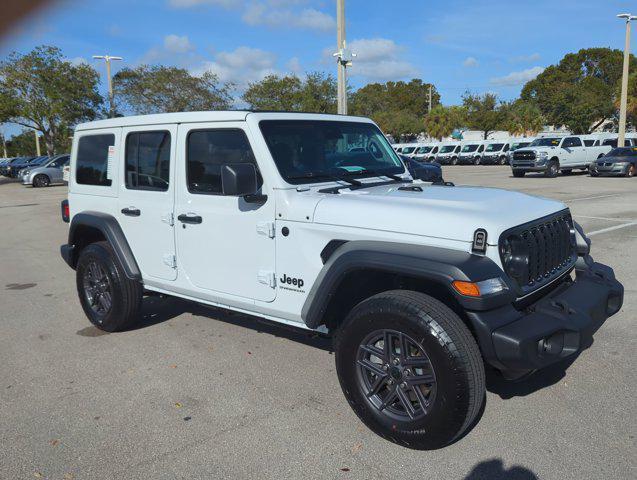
xmin=0 ymin=168 xmax=635 ymax=480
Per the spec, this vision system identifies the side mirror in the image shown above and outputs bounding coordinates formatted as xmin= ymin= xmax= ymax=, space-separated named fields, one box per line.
xmin=221 ymin=163 xmax=267 ymax=203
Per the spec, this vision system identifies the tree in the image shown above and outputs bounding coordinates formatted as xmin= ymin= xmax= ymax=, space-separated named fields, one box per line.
xmin=500 ymin=99 xmax=545 ymax=136
xmin=462 ymin=92 xmax=504 ymax=139
xmin=372 ymin=110 xmax=423 ymax=140
xmin=521 ymin=47 xmax=637 ymax=133
xmin=242 ymin=72 xmax=336 ymax=112
xmin=0 ymin=46 xmax=103 ymax=156
xmin=350 ymin=79 xmax=440 ymax=118
xmin=5 ymin=129 xmax=39 ymax=157
xmin=113 ymin=65 xmax=233 ymax=115
xmin=424 ymin=105 xmax=466 ymax=140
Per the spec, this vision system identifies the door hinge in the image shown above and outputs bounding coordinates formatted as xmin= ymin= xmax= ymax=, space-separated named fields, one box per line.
xmin=162 ymin=212 xmax=174 ymax=226
xmin=163 ymin=254 xmax=177 ymax=269
xmin=257 ymin=270 xmax=276 ymax=288
xmin=256 ymin=221 xmax=275 ymax=238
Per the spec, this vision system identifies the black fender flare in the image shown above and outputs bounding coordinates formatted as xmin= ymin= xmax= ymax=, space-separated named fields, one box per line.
xmin=62 ymin=211 xmax=141 ymax=281
xmin=301 ymin=240 xmax=514 ymax=329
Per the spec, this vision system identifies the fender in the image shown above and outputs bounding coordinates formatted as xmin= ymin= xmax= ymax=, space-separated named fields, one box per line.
xmin=301 ymin=240 xmax=514 ymax=329
xmin=61 ymin=211 xmax=141 ymax=281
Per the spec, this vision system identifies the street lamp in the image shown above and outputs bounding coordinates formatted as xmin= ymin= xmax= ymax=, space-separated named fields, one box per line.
xmin=616 ymin=13 xmax=636 ymax=147
xmin=333 ymin=0 xmax=355 ymax=115
xmin=93 ymin=55 xmax=123 ymax=118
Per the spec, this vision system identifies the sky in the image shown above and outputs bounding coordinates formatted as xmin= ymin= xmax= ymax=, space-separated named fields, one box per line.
xmin=1 ymin=0 xmax=636 ymax=137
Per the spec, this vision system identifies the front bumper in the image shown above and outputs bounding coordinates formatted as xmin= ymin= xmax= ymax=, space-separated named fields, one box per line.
xmin=466 ymin=257 xmax=623 ymax=376
xmin=591 ymin=163 xmax=631 ymax=176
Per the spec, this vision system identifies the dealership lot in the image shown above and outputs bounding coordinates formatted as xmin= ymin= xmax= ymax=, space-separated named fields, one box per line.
xmin=0 ymin=167 xmax=635 ymax=480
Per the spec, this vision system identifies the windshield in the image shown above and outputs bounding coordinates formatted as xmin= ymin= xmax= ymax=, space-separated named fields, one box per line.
xmin=485 ymin=143 xmax=504 ymax=152
xmin=530 ymin=137 xmax=560 ymax=147
xmin=439 ymin=145 xmax=456 ymax=153
xmin=259 ymin=120 xmax=405 ymax=184
xmin=607 ymin=147 xmax=637 ymax=157
xmin=461 ymin=144 xmax=479 ymax=152
xmin=511 ymin=142 xmax=529 ymax=150
xmin=416 ymin=146 xmax=432 ymax=154
xmin=401 ymin=147 xmax=416 ymax=154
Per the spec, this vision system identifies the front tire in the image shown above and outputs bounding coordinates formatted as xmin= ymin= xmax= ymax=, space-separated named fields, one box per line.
xmin=335 ymin=290 xmax=485 ymax=450
xmin=513 ymin=170 xmax=525 ymax=177
xmin=545 ymin=160 xmax=559 ymax=178
xmin=76 ymin=241 xmax=143 ymax=332
xmin=473 ymin=156 xmax=481 ymax=165
xmin=33 ymin=174 xmax=50 ymax=187
xmin=450 ymin=156 xmax=458 ymax=165
xmin=626 ymin=164 xmax=635 ymax=177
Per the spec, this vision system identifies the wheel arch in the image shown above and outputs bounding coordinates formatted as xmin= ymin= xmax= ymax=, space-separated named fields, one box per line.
xmin=301 ymin=241 xmax=513 ymax=333
xmin=63 ymin=211 xmax=141 ymax=281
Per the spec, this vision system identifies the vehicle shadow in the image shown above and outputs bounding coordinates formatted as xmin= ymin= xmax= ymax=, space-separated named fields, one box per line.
xmin=134 ymin=294 xmax=333 ymax=352
xmin=511 ymin=170 xmax=589 ymax=179
xmin=463 ymin=458 xmax=538 ymax=480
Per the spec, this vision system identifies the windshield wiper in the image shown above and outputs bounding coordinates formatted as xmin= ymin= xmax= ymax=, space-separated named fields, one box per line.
xmin=348 ymin=168 xmax=408 ymax=183
xmin=287 ymin=171 xmax=362 ymax=187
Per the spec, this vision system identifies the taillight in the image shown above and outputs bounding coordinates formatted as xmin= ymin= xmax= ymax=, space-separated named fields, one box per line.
xmin=61 ymin=199 xmax=70 ymax=223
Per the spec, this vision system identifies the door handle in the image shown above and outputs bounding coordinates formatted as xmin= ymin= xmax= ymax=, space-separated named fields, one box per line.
xmin=121 ymin=207 xmax=141 ymax=217
xmin=178 ymin=213 xmax=203 ymax=224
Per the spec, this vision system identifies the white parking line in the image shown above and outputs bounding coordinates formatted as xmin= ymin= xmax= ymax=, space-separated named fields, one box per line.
xmin=587 ymin=221 xmax=637 ymax=236
xmin=578 ymin=215 xmax=636 ymax=222
xmin=567 ymin=194 xmax=620 ymax=202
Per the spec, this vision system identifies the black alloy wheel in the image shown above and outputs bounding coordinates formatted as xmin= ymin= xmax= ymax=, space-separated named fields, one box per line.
xmin=82 ymin=261 xmax=113 ymax=316
xmin=356 ymin=329 xmax=437 ymax=422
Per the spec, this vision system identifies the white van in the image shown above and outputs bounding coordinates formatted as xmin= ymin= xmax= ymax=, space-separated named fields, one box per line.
xmin=434 ymin=142 xmax=462 ymax=165
xmin=481 ymin=140 xmax=512 ymax=165
xmin=456 ymin=140 xmax=487 ymax=165
xmin=412 ymin=143 xmax=440 ymax=162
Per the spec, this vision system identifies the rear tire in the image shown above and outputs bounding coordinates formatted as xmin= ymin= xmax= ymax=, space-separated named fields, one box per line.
xmin=334 ymin=290 xmax=485 ymax=450
xmin=76 ymin=241 xmax=143 ymax=332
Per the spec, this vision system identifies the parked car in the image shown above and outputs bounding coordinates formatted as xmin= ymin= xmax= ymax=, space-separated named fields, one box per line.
xmin=481 ymin=141 xmax=511 ymax=165
xmin=399 ymin=143 xmax=419 ymax=157
xmin=11 ymin=156 xmax=47 ymax=177
xmin=411 ymin=143 xmax=440 ymax=162
xmin=21 ymin=154 xmax=70 ymax=187
xmin=60 ymin=111 xmax=623 ymax=450
xmin=434 ymin=142 xmax=462 ymax=165
xmin=2 ymin=156 xmax=33 ymax=177
xmin=510 ymin=135 xmax=610 ymax=177
xmin=400 ymin=154 xmax=443 ymax=182
xmin=457 ymin=141 xmax=486 ymax=165
xmin=589 ymin=147 xmax=637 ymax=177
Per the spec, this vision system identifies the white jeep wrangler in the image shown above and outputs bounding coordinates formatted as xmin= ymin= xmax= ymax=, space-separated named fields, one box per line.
xmin=60 ymin=112 xmax=623 ymax=450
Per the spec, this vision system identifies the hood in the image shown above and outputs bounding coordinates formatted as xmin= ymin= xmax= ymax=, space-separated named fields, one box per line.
xmin=312 ymin=183 xmax=565 ymax=244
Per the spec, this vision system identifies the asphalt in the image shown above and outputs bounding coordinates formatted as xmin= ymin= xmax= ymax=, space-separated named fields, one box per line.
xmin=0 ymin=166 xmax=635 ymax=480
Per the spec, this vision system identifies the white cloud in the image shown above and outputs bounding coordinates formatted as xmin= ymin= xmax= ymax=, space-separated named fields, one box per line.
xmin=490 ymin=66 xmax=545 ymax=86
xmin=512 ymin=52 xmax=541 ymax=63
xmin=168 ymin=0 xmax=241 ymax=8
xmin=463 ymin=56 xmax=478 ymax=67
xmin=195 ymin=46 xmax=279 ymax=89
xmin=324 ymin=38 xmax=419 ymax=82
xmin=286 ymin=56 xmax=303 ymax=75
xmin=164 ymin=34 xmax=194 ymax=54
xmin=242 ymin=3 xmax=334 ymax=31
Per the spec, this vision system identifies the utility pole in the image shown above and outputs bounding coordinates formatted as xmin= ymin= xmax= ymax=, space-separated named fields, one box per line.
xmin=428 ymin=85 xmax=432 ymax=113
xmin=1 ymin=126 xmax=7 ymax=158
xmin=334 ymin=0 xmax=355 ymax=115
xmin=93 ymin=54 xmax=123 ymax=118
xmin=617 ymin=13 xmax=636 ymax=147
xmin=34 ymin=130 xmax=41 ymax=156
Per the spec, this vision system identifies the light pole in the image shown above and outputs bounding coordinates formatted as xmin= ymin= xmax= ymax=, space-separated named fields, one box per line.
xmin=93 ymin=54 xmax=123 ymax=118
xmin=1 ymin=126 xmax=7 ymax=158
xmin=617 ymin=13 xmax=636 ymax=147
xmin=34 ymin=130 xmax=41 ymax=156
xmin=333 ymin=0 xmax=355 ymax=115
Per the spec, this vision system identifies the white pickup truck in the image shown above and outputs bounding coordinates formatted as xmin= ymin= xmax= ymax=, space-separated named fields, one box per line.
xmin=511 ymin=135 xmax=611 ymax=177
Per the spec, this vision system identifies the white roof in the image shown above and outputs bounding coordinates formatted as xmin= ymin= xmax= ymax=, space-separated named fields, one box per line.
xmin=75 ymin=111 xmax=373 ymax=131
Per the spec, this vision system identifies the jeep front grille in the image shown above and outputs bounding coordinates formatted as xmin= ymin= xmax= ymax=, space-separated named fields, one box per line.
xmin=500 ymin=210 xmax=576 ymax=293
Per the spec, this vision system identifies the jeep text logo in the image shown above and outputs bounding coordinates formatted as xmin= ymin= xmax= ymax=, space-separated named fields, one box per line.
xmin=280 ymin=274 xmax=304 ymax=289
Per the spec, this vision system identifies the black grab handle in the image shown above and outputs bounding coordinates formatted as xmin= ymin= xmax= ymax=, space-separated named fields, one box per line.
xmin=177 ymin=214 xmax=202 ymax=224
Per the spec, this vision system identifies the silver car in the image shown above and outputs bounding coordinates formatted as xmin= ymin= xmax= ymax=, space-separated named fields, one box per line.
xmin=21 ymin=154 xmax=70 ymax=187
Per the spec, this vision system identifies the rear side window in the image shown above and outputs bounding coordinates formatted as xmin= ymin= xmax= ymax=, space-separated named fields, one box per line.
xmin=563 ymin=137 xmax=582 ymax=148
xmin=186 ymin=129 xmax=261 ymax=195
xmin=76 ymin=134 xmax=114 ymax=186
xmin=584 ymin=140 xmax=594 ymax=147
xmin=125 ymin=131 xmax=171 ymax=192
